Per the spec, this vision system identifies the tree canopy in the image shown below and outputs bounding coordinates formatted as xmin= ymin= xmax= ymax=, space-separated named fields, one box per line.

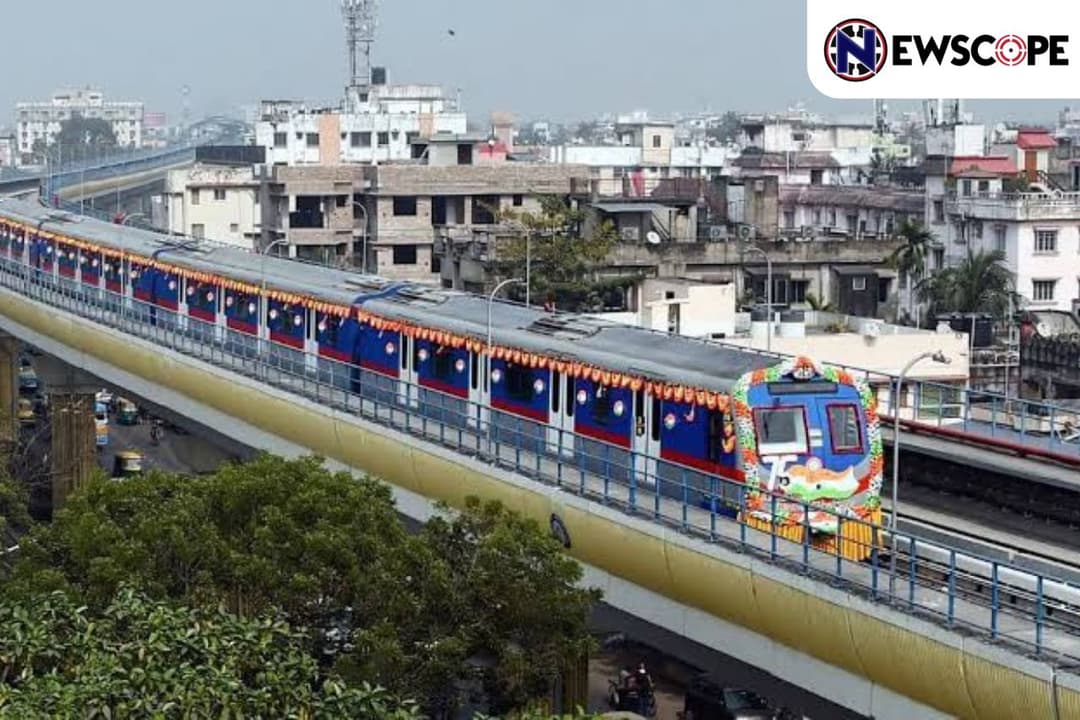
xmin=6 ymin=456 xmax=600 ymax=717
xmin=917 ymin=248 xmax=1014 ymax=321
xmin=495 ymin=195 xmax=618 ymax=312
xmin=705 ymin=111 xmax=743 ymax=146
xmin=32 ymin=114 xmax=119 ymax=164
xmin=0 ymin=587 xmax=420 ymax=719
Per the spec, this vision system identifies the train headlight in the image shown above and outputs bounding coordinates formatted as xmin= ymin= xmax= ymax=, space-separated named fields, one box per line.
xmin=664 ymin=413 xmax=677 ymax=430
xmin=576 ymin=390 xmax=588 ymax=406
xmin=533 ymin=379 xmax=545 ymax=395
xmin=455 ymin=358 xmax=466 ymax=373
xmin=491 ymin=368 xmax=503 ymax=384
xmin=612 ymin=400 xmax=625 ymax=417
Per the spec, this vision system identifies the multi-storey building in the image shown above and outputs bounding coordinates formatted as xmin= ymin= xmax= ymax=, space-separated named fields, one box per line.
xmin=15 ymin=88 xmax=143 ymax=160
xmin=165 ymin=161 xmax=263 ymax=251
xmin=261 ymin=134 xmax=584 ymax=282
xmin=255 ymin=81 xmax=466 ymax=167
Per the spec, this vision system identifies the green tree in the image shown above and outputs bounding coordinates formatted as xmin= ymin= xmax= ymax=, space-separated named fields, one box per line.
xmin=8 ymin=457 xmax=600 ymax=717
xmin=888 ymin=219 xmax=935 ymax=323
xmin=0 ymin=467 xmax=30 ymax=575
xmin=804 ymin=292 xmax=835 ymax=312
xmin=917 ymin=248 xmax=1015 ymax=322
xmin=496 ymin=196 xmax=618 ymax=312
xmin=705 ymin=111 xmax=743 ymax=145
xmin=42 ymin=114 xmax=119 ymax=164
xmin=0 ymin=587 xmax=421 ymax=719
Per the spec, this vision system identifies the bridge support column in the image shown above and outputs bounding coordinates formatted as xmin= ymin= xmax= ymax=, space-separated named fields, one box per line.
xmin=0 ymin=333 xmax=19 ymax=450
xmin=33 ymin=357 xmax=101 ymax=511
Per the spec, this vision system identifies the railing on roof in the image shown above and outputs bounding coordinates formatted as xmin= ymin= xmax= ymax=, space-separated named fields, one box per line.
xmin=2 ymin=257 xmax=1080 ymax=671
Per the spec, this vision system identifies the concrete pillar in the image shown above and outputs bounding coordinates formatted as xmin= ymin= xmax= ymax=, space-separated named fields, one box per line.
xmin=33 ymin=356 xmax=101 ymax=511
xmin=48 ymin=390 xmax=98 ymax=510
xmin=0 ymin=334 xmax=18 ymax=449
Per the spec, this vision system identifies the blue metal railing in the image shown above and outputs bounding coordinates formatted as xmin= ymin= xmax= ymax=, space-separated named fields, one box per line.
xmin=1 ymin=254 xmax=1080 ymax=671
xmin=41 ymin=143 xmax=202 ymax=201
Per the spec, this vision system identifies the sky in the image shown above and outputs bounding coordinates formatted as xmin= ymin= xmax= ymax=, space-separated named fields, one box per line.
xmin=2 ymin=0 xmax=1077 ymax=128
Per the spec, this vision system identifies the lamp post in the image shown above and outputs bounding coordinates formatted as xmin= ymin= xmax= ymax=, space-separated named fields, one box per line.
xmin=351 ymin=201 xmax=369 ymax=274
xmin=486 ymin=278 xmax=524 ymax=456
xmin=743 ymin=245 xmax=772 ymax=353
xmin=259 ymin=239 xmax=290 ymax=367
xmin=889 ymin=349 xmax=951 ymax=598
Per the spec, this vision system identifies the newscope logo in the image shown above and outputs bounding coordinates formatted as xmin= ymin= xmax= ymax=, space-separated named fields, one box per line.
xmin=825 ymin=18 xmax=1069 ymax=82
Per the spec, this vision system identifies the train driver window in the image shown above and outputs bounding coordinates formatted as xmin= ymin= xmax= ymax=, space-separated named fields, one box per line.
xmin=592 ymin=388 xmax=613 ymax=425
xmin=753 ymin=407 xmax=808 ymax=455
xmin=827 ymin=404 xmax=863 ymax=453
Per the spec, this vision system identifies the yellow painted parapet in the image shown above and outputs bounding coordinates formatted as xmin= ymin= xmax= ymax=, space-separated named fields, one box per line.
xmin=2 ymin=289 xmax=1078 ymax=720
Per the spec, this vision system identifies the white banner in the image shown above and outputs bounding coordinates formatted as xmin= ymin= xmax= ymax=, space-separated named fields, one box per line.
xmin=807 ymin=0 xmax=1079 ymax=98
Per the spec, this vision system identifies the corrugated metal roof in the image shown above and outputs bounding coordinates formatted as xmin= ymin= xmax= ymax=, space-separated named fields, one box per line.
xmin=950 ymin=155 xmax=1019 ymax=176
xmin=1017 ymin=131 xmax=1057 ymax=150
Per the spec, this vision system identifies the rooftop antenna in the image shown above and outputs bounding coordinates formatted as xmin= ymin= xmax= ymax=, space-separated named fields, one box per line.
xmin=342 ymin=0 xmax=378 ymax=112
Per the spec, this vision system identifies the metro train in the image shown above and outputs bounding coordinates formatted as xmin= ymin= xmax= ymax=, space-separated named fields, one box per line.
xmin=0 ymin=198 xmax=883 ymax=557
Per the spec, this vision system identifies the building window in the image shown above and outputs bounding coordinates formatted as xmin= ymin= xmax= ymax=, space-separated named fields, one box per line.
xmin=1033 ymin=280 xmax=1057 ymax=302
xmin=512 ymin=194 xmax=524 ymax=207
xmin=305 ymin=133 xmax=319 ymax=147
xmin=812 ymin=208 xmax=822 ymax=225
xmin=1035 ymin=229 xmax=1058 ymax=253
xmin=933 ymin=200 xmax=944 ymax=223
xmin=878 ymin=277 xmax=891 ymax=303
xmin=393 ymin=244 xmax=418 ymax=265
xmin=791 ymin=280 xmax=809 ymax=304
xmin=432 ymin=255 xmax=441 ymax=274
xmin=852 ymin=277 xmax=867 ymax=292
xmin=351 ymin=132 xmax=372 ymax=148
xmin=652 ymin=135 xmax=661 ymax=148
xmin=994 ymin=224 xmax=1007 ymax=253
xmin=213 ymin=188 xmax=226 ymax=201
xmin=972 ymin=221 xmax=983 ymax=240
xmin=273 ymin=132 xmax=287 ymax=148
xmin=961 ymin=179 xmax=972 ymax=197
xmin=810 ymin=169 xmax=824 ymax=185
xmin=377 ymin=131 xmax=390 ymax=147
xmin=191 ymin=224 xmax=205 ymax=239
xmin=190 ymin=189 xmax=200 ymax=205
xmin=933 ymin=248 xmax=945 ymax=268
xmin=827 ymin=208 xmax=837 ymax=226
xmin=229 ymin=223 xmax=239 ymax=233
xmin=783 ymin=210 xmax=795 ymax=228
xmin=335 ymin=195 xmax=348 ymax=208
xmin=978 ymin=180 xmax=990 ymax=194
xmin=393 ymin=196 xmax=418 ymax=216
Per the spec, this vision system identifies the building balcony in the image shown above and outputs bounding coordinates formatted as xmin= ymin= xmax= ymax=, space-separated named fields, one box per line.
xmin=946 ymin=191 xmax=1080 ymax=221
xmin=288 ymin=210 xmax=325 ymax=229
xmin=571 ymin=176 xmax=715 ymax=204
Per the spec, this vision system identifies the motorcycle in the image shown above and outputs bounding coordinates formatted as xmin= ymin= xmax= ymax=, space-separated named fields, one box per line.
xmin=149 ymin=420 xmax=164 ymax=446
xmin=607 ymin=675 xmax=658 ymax=718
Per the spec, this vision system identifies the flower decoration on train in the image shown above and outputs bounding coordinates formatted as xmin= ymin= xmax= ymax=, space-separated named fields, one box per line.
xmin=664 ymin=413 xmax=677 ymax=430
xmin=293 ymin=315 xmax=303 ymax=327
xmin=385 ymin=342 xmax=396 ymax=355
xmin=612 ymin=400 xmax=625 ymax=417
xmin=269 ymin=309 xmax=279 ymax=321
xmin=247 ymin=302 xmax=257 ymax=315
xmin=206 ymin=292 xmax=214 ymax=303
xmin=577 ymin=390 xmax=588 ymax=406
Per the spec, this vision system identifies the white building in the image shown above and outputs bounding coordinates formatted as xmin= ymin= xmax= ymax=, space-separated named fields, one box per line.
xmin=15 ymin=88 xmax=144 ymax=159
xmin=590 ymin=278 xmax=739 ymax=339
xmin=165 ymin=163 xmax=262 ymax=250
xmin=0 ymin=134 xmax=16 ymax=167
xmin=255 ymin=84 xmax=466 ymax=167
xmin=547 ymin=116 xmax=733 ymax=198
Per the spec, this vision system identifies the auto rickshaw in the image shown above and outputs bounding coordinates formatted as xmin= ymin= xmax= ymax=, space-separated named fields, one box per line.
xmin=112 ymin=451 xmax=144 ymax=480
xmin=116 ymin=398 xmax=139 ymax=426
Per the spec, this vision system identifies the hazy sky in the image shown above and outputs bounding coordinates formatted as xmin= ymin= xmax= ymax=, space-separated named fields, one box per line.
xmin=3 ymin=0 xmax=1076 ymax=127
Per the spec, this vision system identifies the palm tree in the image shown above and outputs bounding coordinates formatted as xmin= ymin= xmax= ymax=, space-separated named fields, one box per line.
xmin=917 ymin=248 xmax=1013 ymax=322
xmin=888 ymin=220 xmax=934 ymax=324
xmin=805 ymin=292 xmax=835 ymax=312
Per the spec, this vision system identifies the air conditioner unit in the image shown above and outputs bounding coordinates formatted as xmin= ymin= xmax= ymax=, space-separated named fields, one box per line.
xmin=738 ymin=224 xmax=756 ymax=240
xmin=708 ymin=225 xmax=728 ymax=241
xmin=620 ymin=226 xmax=641 ymax=242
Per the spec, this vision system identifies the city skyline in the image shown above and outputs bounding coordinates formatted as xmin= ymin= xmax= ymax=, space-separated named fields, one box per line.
xmin=2 ymin=1 xmax=1079 ymax=128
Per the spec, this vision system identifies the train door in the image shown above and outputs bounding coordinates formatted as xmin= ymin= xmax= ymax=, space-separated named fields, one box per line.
xmin=546 ymin=370 xmax=575 ymax=457
xmin=398 ymin=334 xmax=419 ymax=408
xmin=632 ymin=388 xmax=660 ymax=487
xmin=467 ymin=350 xmax=485 ymax=430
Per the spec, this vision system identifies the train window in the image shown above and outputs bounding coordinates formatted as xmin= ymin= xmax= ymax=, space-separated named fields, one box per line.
xmin=506 ymin=365 xmax=533 ymax=402
xmin=566 ymin=379 xmax=574 ymax=418
xmin=552 ymin=372 xmax=561 ymax=413
xmin=401 ymin=337 xmax=408 ymax=370
xmin=433 ymin=350 xmax=453 ymax=380
xmin=634 ymin=388 xmax=645 ymax=422
xmin=592 ymin=390 xmax=613 ymax=425
xmin=827 ymin=404 xmax=863 ymax=453
xmin=753 ymin=407 xmax=809 ymax=455
xmin=470 ymin=352 xmax=479 ymax=391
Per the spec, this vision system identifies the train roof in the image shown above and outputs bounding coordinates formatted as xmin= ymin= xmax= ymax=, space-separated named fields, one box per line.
xmin=0 ymin=197 xmax=775 ymax=394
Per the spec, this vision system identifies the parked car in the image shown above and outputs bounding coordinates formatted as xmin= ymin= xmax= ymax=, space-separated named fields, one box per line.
xmin=678 ymin=676 xmax=775 ymax=720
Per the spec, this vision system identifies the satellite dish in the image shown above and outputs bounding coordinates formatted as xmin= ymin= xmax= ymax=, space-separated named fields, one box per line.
xmin=646 ymin=231 xmax=662 ymax=245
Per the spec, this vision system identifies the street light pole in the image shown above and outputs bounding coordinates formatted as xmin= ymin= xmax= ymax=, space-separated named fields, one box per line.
xmin=744 ymin=245 xmax=772 ymax=353
xmin=486 ymin=277 xmax=524 ymax=457
xmin=351 ymin=201 xmax=369 ymax=274
xmin=525 ymin=231 xmax=531 ymax=307
xmin=259 ymin=239 xmax=290 ymax=369
xmin=889 ymin=349 xmax=951 ymax=598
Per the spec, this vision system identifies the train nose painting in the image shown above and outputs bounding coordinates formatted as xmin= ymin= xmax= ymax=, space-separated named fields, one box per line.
xmin=734 ymin=356 xmax=884 ymax=554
